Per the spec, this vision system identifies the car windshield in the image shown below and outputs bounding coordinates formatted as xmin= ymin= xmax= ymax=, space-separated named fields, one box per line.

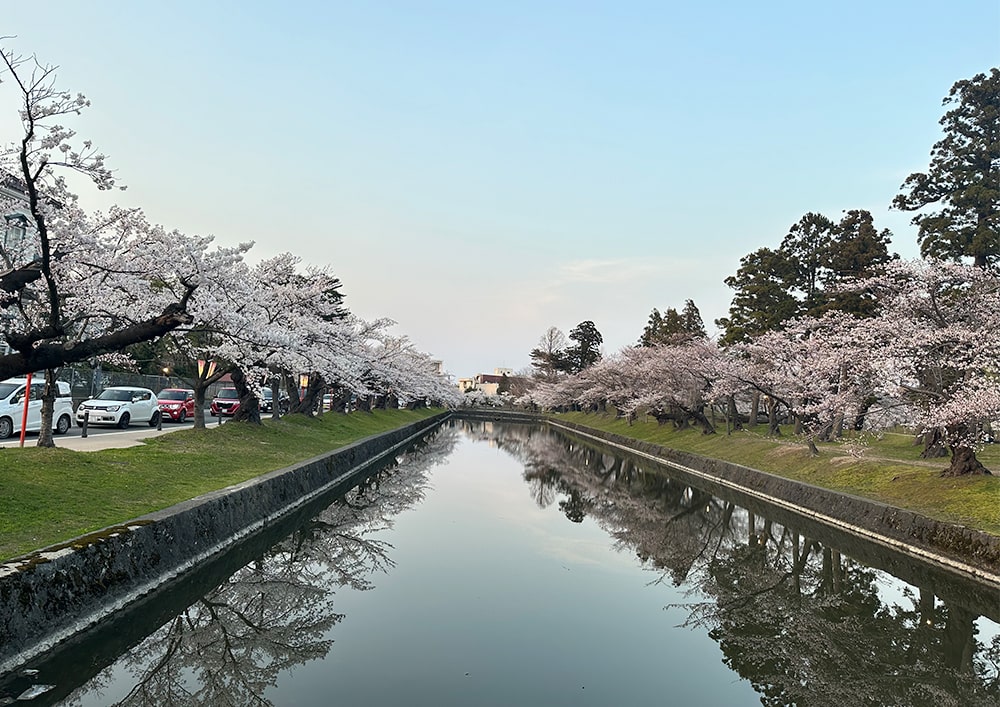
xmin=216 ymin=389 xmax=238 ymax=400
xmin=96 ymin=389 xmax=138 ymax=401
xmin=261 ymin=388 xmax=272 ymax=400
xmin=158 ymin=390 xmax=189 ymax=400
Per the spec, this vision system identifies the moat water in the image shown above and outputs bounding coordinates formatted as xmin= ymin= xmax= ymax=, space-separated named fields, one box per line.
xmin=4 ymin=420 xmax=998 ymax=706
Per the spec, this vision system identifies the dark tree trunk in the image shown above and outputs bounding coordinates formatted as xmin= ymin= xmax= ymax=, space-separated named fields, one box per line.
xmin=284 ymin=375 xmax=301 ymax=412
xmin=942 ymin=445 xmax=991 ymax=476
xmin=329 ymin=385 xmax=351 ymax=413
xmin=230 ymin=368 xmax=261 ymax=424
xmin=691 ymin=407 xmax=716 ymax=435
xmin=36 ymin=369 xmax=57 ymax=447
xmin=918 ymin=428 xmax=949 ymax=458
xmin=270 ymin=373 xmax=282 ymax=421
xmin=830 ymin=409 xmax=844 ymax=439
xmin=726 ymin=394 xmax=742 ymax=433
xmin=290 ymin=372 xmax=324 ymax=416
xmin=806 ymin=437 xmax=820 ymax=456
xmin=192 ymin=383 xmax=209 ymax=429
xmin=193 ymin=367 xmax=227 ymax=429
xmin=382 ymin=392 xmax=398 ymax=410
xmin=766 ymin=397 xmax=781 ymax=437
xmin=853 ymin=395 xmax=876 ymax=431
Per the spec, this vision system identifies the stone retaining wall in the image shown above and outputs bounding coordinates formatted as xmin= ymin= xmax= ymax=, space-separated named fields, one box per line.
xmin=0 ymin=413 xmax=447 ymax=675
xmin=549 ymin=418 xmax=1000 ymax=583
xmin=454 ymin=408 xmax=544 ymax=423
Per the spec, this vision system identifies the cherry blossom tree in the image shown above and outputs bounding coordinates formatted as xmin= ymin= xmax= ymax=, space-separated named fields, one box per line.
xmin=845 ymin=259 xmax=1000 ymax=475
xmin=723 ymin=259 xmax=999 ymax=474
xmin=359 ymin=329 xmax=460 ymax=411
xmin=633 ymin=340 xmax=720 ymax=433
xmin=0 ymin=44 xmax=208 ymax=381
xmin=230 ymin=254 xmax=348 ymax=422
xmin=156 ymin=243 xmax=256 ymax=428
xmin=716 ymin=314 xmax=876 ymax=453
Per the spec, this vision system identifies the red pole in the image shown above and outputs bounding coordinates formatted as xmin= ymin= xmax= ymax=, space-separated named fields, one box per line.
xmin=18 ymin=372 xmax=32 ymax=448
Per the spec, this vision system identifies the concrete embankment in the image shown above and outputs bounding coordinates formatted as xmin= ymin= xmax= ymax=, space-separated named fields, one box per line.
xmin=547 ymin=418 xmax=1000 ymax=586
xmin=461 ymin=409 xmax=999 ymax=611
xmin=0 ymin=412 xmax=447 ymax=675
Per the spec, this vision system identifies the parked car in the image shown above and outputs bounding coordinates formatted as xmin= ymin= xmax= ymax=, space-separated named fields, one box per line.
xmin=260 ymin=387 xmax=290 ymax=414
xmin=76 ymin=386 xmax=160 ymax=429
xmin=210 ymin=387 xmax=241 ymax=417
xmin=0 ymin=377 xmax=74 ymax=438
xmin=157 ymin=388 xmax=196 ymax=423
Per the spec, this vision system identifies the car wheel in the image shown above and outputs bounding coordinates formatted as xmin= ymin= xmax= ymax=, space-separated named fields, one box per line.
xmin=0 ymin=417 xmax=12 ymax=439
xmin=117 ymin=412 xmax=131 ymax=429
xmin=55 ymin=414 xmax=71 ymax=435
xmin=178 ymin=409 xmax=187 ymax=423
xmin=148 ymin=411 xmax=160 ymax=427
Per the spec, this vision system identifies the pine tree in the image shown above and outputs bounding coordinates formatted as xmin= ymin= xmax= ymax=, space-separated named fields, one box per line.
xmin=893 ymin=68 xmax=1000 ymax=268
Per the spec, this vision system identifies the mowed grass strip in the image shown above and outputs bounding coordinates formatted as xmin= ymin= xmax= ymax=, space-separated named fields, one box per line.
xmin=554 ymin=411 xmax=1000 ymax=536
xmin=0 ymin=408 xmax=440 ymax=561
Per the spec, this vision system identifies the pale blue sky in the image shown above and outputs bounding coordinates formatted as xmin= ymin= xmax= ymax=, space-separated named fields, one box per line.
xmin=3 ymin=1 xmax=997 ymax=377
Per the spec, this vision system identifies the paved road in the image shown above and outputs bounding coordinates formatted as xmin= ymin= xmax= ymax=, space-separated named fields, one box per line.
xmin=0 ymin=412 xmax=225 ymax=451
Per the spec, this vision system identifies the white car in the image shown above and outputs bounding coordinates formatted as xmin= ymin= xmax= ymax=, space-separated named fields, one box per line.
xmin=76 ymin=386 xmax=160 ymax=429
xmin=0 ymin=377 xmax=74 ymax=438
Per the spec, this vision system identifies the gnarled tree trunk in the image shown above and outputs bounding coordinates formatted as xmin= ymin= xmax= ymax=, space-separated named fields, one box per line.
xmin=943 ymin=445 xmax=990 ymax=476
xmin=230 ymin=368 xmax=261 ymax=424
xmin=290 ymin=372 xmax=324 ymax=416
xmin=917 ymin=428 xmax=949 ymax=458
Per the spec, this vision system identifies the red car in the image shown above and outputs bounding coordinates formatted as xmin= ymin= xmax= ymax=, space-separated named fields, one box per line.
xmin=210 ymin=387 xmax=241 ymax=417
xmin=158 ymin=388 xmax=196 ymax=422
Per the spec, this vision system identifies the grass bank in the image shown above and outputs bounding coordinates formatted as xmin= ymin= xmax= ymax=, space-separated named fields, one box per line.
xmin=553 ymin=411 xmax=1000 ymax=536
xmin=0 ymin=408 xmax=441 ymax=561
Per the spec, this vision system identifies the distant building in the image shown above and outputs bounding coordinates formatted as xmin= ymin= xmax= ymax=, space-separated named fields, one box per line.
xmin=0 ymin=175 xmax=36 ymax=357
xmin=458 ymin=368 xmax=517 ymax=396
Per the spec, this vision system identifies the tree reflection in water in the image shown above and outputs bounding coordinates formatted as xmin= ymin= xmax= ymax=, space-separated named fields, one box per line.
xmin=60 ymin=427 xmax=458 ymax=707
xmin=460 ymin=420 xmax=1000 ymax=707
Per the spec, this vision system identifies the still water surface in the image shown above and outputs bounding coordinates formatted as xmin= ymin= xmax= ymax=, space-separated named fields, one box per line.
xmin=7 ymin=421 xmax=999 ymax=706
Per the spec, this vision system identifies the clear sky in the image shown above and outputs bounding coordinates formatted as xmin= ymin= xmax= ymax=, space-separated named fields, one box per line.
xmin=2 ymin=1 xmax=997 ymax=378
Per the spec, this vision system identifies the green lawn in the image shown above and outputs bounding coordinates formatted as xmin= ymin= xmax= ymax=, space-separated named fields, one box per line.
xmin=552 ymin=411 xmax=1000 ymax=536
xmin=0 ymin=408 xmax=440 ymax=561
xmin=4 ymin=407 xmax=995 ymax=563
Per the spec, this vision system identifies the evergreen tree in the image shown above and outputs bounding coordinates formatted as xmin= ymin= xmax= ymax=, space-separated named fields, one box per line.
xmin=640 ymin=300 xmax=706 ymax=346
xmin=638 ymin=308 xmax=665 ymax=347
xmin=719 ymin=211 xmax=896 ymax=344
xmin=716 ymin=247 xmax=799 ymax=345
xmin=822 ymin=209 xmax=896 ymax=316
xmin=893 ymin=68 xmax=1000 ymax=268
xmin=780 ymin=212 xmax=835 ymax=315
xmin=560 ymin=320 xmax=603 ymax=373
xmin=681 ymin=299 xmax=707 ymax=338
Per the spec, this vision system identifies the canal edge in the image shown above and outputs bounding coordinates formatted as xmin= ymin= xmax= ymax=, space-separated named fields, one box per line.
xmin=0 ymin=412 xmax=450 ymax=677
xmin=546 ymin=418 xmax=1000 ymax=589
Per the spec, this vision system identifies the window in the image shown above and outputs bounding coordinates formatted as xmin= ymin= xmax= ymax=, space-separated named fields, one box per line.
xmin=3 ymin=213 xmax=29 ymax=265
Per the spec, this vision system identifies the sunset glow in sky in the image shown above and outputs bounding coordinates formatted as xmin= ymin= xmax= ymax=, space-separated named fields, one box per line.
xmin=3 ymin=1 xmax=997 ymax=377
